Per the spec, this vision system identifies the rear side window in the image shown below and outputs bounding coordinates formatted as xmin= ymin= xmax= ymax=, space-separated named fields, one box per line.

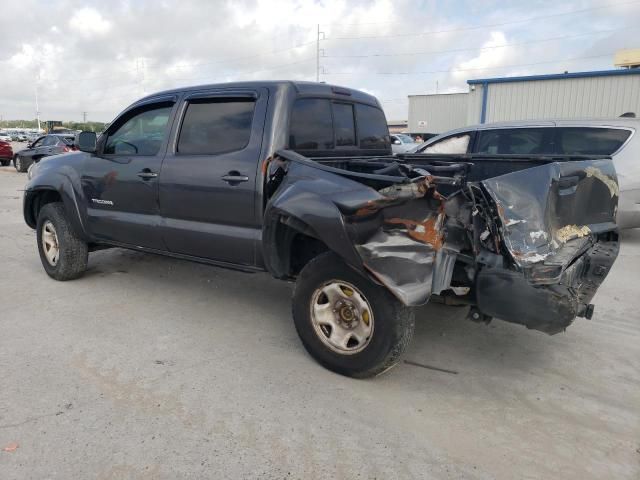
xmin=555 ymin=127 xmax=631 ymax=155
xmin=356 ymin=104 xmax=390 ymax=150
xmin=477 ymin=128 xmax=548 ymax=154
xmin=177 ymin=99 xmax=255 ymax=155
xmin=333 ymin=103 xmax=356 ymax=147
xmin=289 ymin=99 xmax=334 ymax=150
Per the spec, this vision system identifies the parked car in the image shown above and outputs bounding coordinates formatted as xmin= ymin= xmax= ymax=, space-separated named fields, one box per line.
xmin=409 ymin=119 xmax=639 ymax=228
xmin=17 ymin=132 xmax=28 ymax=142
xmin=23 ymin=81 xmax=619 ymax=378
xmin=390 ymin=133 xmax=418 ymax=154
xmin=13 ymin=134 xmax=77 ymax=172
xmin=0 ymin=140 xmax=13 ymax=166
xmin=0 ymin=132 xmax=12 ymax=142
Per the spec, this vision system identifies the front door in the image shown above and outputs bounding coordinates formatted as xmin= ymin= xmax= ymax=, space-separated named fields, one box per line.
xmin=81 ymin=100 xmax=176 ymax=249
xmin=159 ymin=89 xmax=268 ymax=266
xmin=20 ymin=136 xmax=45 ymax=164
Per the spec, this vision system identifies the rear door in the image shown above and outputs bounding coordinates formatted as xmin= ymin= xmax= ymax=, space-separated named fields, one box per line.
xmin=159 ymin=88 xmax=268 ymax=266
xmin=37 ymin=136 xmax=57 ymax=157
xmin=81 ymin=99 xmax=176 ymax=249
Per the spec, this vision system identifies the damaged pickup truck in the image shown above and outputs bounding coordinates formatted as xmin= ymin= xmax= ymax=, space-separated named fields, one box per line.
xmin=23 ymin=81 xmax=620 ymax=378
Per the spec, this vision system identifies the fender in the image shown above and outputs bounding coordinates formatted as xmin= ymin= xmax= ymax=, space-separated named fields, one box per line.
xmin=23 ymin=152 xmax=91 ymax=241
xmin=263 ymin=162 xmax=375 ymax=278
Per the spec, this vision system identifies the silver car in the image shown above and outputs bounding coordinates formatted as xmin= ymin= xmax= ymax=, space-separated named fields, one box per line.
xmin=410 ymin=119 xmax=639 ymax=228
xmin=390 ymin=133 xmax=418 ymax=154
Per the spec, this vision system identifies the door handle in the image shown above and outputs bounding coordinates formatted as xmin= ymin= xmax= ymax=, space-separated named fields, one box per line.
xmin=137 ymin=169 xmax=158 ymax=180
xmin=221 ymin=172 xmax=249 ymax=185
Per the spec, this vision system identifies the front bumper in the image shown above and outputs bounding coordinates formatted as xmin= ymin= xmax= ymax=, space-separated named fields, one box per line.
xmin=475 ymin=235 xmax=619 ymax=334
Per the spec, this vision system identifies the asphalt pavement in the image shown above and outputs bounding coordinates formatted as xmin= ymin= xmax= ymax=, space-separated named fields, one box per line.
xmin=0 ymin=165 xmax=638 ymax=479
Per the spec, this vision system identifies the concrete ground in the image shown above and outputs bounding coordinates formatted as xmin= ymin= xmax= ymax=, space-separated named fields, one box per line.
xmin=0 ymin=164 xmax=638 ymax=479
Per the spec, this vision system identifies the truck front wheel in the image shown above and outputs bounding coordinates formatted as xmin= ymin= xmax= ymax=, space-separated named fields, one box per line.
xmin=36 ymin=202 xmax=88 ymax=281
xmin=292 ymin=252 xmax=415 ymax=378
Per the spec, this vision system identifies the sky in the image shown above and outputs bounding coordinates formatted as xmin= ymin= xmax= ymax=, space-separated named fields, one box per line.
xmin=0 ymin=0 xmax=638 ymax=123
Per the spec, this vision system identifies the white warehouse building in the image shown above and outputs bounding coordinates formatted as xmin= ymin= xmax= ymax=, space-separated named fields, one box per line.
xmin=408 ymin=69 xmax=640 ymax=136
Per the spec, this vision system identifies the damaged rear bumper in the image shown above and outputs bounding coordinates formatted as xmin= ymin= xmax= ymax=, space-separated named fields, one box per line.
xmin=476 ymin=236 xmax=619 ymax=334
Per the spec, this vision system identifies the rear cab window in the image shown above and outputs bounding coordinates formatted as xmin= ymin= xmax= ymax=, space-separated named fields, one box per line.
xmin=289 ymin=98 xmax=390 ymax=153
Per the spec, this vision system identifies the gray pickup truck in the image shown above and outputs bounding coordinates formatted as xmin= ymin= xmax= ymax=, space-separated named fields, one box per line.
xmin=23 ymin=81 xmax=619 ymax=377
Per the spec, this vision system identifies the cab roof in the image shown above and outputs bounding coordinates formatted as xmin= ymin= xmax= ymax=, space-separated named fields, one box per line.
xmin=136 ymin=80 xmax=381 ymax=108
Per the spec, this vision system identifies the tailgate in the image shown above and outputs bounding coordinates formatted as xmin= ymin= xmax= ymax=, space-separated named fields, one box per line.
xmin=481 ymin=158 xmax=618 ymax=283
xmin=477 ymin=158 xmax=619 ymax=333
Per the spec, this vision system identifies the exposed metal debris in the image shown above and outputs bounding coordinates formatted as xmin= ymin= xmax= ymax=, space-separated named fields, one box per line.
xmin=555 ymin=224 xmax=591 ymax=244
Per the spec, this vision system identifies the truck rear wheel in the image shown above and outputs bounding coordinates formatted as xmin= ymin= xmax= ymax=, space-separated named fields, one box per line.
xmin=292 ymin=252 xmax=415 ymax=378
xmin=36 ymin=202 xmax=88 ymax=281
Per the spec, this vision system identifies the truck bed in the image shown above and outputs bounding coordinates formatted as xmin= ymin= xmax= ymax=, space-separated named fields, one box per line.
xmin=265 ymin=150 xmax=619 ymax=334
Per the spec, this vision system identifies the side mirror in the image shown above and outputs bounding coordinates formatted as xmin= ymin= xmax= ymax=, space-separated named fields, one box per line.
xmin=393 ymin=139 xmax=401 ymax=145
xmin=77 ymin=131 xmax=97 ymax=153
xmin=26 ymin=143 xmax=32 ymax=148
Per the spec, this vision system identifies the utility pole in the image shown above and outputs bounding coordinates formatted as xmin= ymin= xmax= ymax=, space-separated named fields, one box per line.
xmin=316 ymin=24 xmax=325 ymax=82
xmin=82 ymin=111 xmax=88 ymax=123
xmin=35 ymin=81 xmax=41 ymax=132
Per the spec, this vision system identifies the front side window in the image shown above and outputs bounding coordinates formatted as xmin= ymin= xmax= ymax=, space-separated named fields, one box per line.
xmin=43 ymin=136 xmax=57 ymax=146
xmin=32 ymin=137 xmax=45 ymax=147
xmin=555 ymin=127 xmax=632 ymax=155
xmin=104 ymin=104 xmax=172 ymax=155
xmin=356 ymin=104 xmax=390 ymax=150
xmin=177 ymin=99 xmax=256 ymax=155
xmin=289 ymin=99 xmax=334 ymax=150
xmin=423 ymin=134 xmax=471 ymax=154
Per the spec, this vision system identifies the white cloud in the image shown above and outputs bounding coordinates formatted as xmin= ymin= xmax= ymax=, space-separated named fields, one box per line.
xmin=9 ymin=44 xmax=36 ymax=68
xmin=68 ymin=7 xmax=112 ymax=37
xmin=454 ymin=31 xmax=511 ymax=79
xmin=0 ymin=0 xmax=634 ymax=122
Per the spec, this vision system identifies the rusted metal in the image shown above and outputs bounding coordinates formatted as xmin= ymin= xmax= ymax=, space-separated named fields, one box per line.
xmin=385 ymin=213 xmax=444 ymax=249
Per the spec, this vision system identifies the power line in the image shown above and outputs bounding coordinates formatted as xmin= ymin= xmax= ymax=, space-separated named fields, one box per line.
xmin=321 ymin=0 xmax=640 ymax=39
xmin=324 ymin=53 xmax=613 ymax=76
xmin=323 ymin=26 xmax=632 ymax=59
xmin=109 ymin=57 xmax=316 ymax=89
xmin=61 ymin=40 xmax=317 ymax=86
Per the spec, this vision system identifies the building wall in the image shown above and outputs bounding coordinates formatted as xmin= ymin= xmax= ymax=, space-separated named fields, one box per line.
xmin=408 ymin=93 xmax=469 ymax=134
xmin=480 ymin=75 xmax=640 ymax=123
xmin=408 ymin=71 xmax=640 ymax=133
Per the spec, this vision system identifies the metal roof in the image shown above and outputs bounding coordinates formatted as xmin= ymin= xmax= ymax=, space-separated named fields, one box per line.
xmin=467 ymin=68 xmax=640 ymax=85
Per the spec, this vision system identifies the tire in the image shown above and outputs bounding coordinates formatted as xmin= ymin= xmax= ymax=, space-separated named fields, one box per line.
xmin=14 ymin=155 xmax=29 ymax=172
xmin=0 ymin=159 xmax=9 ymax=167
xmin=36 ymin=202 xmax=88 ymax=281
xmin=292 ymin=252 xmax=415 ymax=378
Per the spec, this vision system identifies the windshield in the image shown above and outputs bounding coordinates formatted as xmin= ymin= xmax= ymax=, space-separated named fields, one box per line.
xmin=395 ymin=134 xmax=415 ymax=143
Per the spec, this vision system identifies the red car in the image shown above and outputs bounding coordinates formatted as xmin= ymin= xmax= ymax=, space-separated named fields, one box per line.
xmin=0 ymin=140 xmax=13 ymax=166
